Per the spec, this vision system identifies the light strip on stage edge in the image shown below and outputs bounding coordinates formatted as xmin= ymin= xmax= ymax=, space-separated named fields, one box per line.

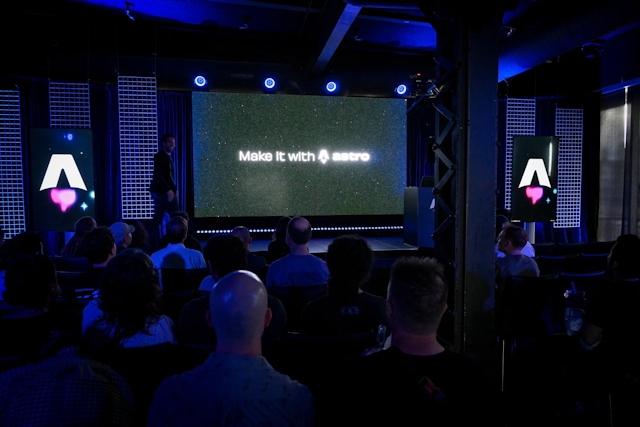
xmin=197 ymin=226 xmax=404 ymax=234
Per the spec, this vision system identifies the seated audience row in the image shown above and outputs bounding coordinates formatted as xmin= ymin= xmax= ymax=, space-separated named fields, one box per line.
xmin=2 ymin=217 xmax=506 ymax=426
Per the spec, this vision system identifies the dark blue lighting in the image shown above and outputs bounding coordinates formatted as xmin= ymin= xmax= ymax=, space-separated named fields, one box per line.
xmin=264 ymin=78 xmax=276 ymax=89
xmin=395 ymin=84 xmax=407 ymax=95
xmin=194 ymin=76 xmax=207 ymax=87
xmin=326 ymin=81 xmax=337 ymax=93
xmin=65 ymin=133 xmax=74 ymax=141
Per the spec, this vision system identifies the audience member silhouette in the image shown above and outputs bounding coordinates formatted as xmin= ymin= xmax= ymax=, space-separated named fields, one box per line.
xmin=156 ymin=211 xmax=202 ymax=253
xmin=265 ymin=216 xmax=329 ymax=288
xmin=180 ymin=234 xmax=286 ymax=349
xmin=494 ymin=214 xmax=535 ymax=258
xmin=495 ymin=225 xmax=540 ymax=286
xmin=82 ymin=249 xmax=178 ymax=349
xmin=149 ymin=270 xmax=313 ymax=427
xmin=580 ymin=233 xmax=640 ymax=419
xmin=300 ymin=234 xmax=385 ymax=335
xmin=267 ymin=215 xmax=291 ymax=262
xmin=150 ymin=217 xmax=206 ymax=274
xmin=124 ymin=219 xmax=153 ymax=255
xmin=77 ymin=226 xmax=117 ymax=292
xmin=110 ymin=222 xmax=135 ymax=254
xmin=61 ymin=216 xmax=97 ymax=257
xmin=312 ymin=256 xmax=499 ymax=425
xmin=0 ymin=232 xmax=44 ymax=302
xmin=1 ymin=255 xmax=66 ymax=360
xmin=0 ymin=345 xmax=135 ymax=426
xmin=231 ymin=225 xmax=268 ymax=277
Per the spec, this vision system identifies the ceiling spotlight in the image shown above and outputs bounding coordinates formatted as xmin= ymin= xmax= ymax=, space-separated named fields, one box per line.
xmin=194 ymin=76 xmax=207 ymax=87
xmin=239 ymin=15 xmax=251 ymax=30
xmin=326 ymin=81 xmax=337 ymax=93
xmin=395 ymin=84 xmax=407 ymax=95
xmin=353 ymin=27 xmax=363 ymax=42
xmin=124 ymin=1 xmax=135 ymax=21
xmin=264 ymin=77 xmax=276 ymax=89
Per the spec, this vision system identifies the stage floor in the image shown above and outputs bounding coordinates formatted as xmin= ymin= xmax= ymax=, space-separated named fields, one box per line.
xmin=250 ymin=235 xmax=419 ymax=255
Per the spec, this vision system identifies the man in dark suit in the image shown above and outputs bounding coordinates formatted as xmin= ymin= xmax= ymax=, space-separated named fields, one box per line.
xmin=149 ymin=133 xmax=178 ymax=247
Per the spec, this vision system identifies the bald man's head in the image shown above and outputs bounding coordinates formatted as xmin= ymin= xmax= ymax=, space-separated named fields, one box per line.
xmin=287 ymin=216 xmax=312 ymax=245
xmin=209 ymin=270 xmax=271 ymax=346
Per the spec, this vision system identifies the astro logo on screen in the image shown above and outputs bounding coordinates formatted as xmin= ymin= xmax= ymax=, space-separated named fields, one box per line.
xmin=39 ymin=154 xmax=87 ymax=212
xmin=518 ymin=158 xmax=551 ymax=205
xmin=238 ymin=149 xmax=371 ymax=164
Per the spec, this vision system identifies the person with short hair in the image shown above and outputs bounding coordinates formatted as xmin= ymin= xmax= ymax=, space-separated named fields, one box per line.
xmin=300 ymin=235 xmax=385 ymax=335
xmin=149 ymin=270 xmax=313 ymax=427
xmin=265 ymin=216 xmax=329 ymax=288
xmin=150 ymin=217 xmax=206 ymax=274
xmin=149 ymin=133 xmax=179 ymax=247
xmin=76 ymin=226 xmax=117 ymax=292
xmin=156 ymin=211 xmax=202 ymax=253
xmin=312 ymin=256 xmax=499 ymax=425
xmin=495 ymin=225 xmax=540 ymax=285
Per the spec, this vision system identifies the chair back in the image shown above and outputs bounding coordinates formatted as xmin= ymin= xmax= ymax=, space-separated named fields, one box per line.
xmin=57 ymin=271 xmax=95 ymax=299
xmin=497 ymin=274 xmax=559 ymax=341
xmin=281 ymin=329 xmax=377 ymax=382
xmin=554 ymin=242 xmax=587 ymax=256
xmin=559 ymin=271 xmax=606 ymax=307
xmin=536 ymin=254 xmax=580 ymax=276
xmin=577 ymin=253 xmax=609 ymax=273
xmin=268 ymin=285 xmax=328 ymax=332
xmin=584 ymin=240 xmax=616 ymax=254
xmin=532 ymin=242 xmax=555 ymax=256
xmin=160 ymin=268 xmax=209 ymax=293
xmin=51 ymin=256 xmax=92 ymax=272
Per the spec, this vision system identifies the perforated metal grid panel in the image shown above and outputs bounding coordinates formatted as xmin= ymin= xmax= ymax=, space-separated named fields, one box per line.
xmin=118 ymin=76 xmax=157 ymax=219
xmin=554 ymin=108 xmax=583 ymax=228
xmin=505 ymin=98 xmax=536 ymax=210
xmin=49 ymin=82 xmax=91 ymax=128
xmin=0 ymin=90 xmax=26 ymax=239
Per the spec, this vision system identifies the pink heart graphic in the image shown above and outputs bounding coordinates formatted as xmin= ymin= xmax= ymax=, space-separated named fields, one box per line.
xmin=50 ymin=189 xmax=77 ymax=212
xmin=525 ymin=186 xmax=544 ymax=205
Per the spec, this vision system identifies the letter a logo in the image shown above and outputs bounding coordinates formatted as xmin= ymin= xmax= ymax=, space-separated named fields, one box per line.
xmin=518 ymin=158 xmax=551 ymax=188
xmin=39 ymin=154 xmax=88 ymax=191
xmin=318 ymin=149 xmax=330 ymax=164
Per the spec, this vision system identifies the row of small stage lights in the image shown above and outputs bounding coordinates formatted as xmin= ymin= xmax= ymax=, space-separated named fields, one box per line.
xmin=196 ymin=225 xmax=404 ymax=234
xmin=194 ymin=76 xmax=409 ymax=96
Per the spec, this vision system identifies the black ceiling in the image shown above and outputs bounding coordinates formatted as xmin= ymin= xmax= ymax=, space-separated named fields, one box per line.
xmin=4 ymin=0 xmax=640 ymax=96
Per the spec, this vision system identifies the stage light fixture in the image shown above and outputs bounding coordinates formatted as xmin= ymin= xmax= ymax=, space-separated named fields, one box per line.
xmin=124 ymin=2 xmax=135 ymax=21
xmin=264 ymin=77 xmax=276 ymax=89
xmin=194 ymin=76 xmax=207 ymax=87
xmin=326 ymin=81 xmax=338 ymax=93
xmin=395 ymin=84 xmax=407 ymax=95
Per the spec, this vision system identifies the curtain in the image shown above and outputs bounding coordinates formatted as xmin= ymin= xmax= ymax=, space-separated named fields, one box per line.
xmin=598 ymin=91 xmax=626 ymax=241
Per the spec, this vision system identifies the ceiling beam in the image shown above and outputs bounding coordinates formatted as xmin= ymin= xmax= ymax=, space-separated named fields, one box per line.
xmin=310 ymin=3 xmax=361 ymax=75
